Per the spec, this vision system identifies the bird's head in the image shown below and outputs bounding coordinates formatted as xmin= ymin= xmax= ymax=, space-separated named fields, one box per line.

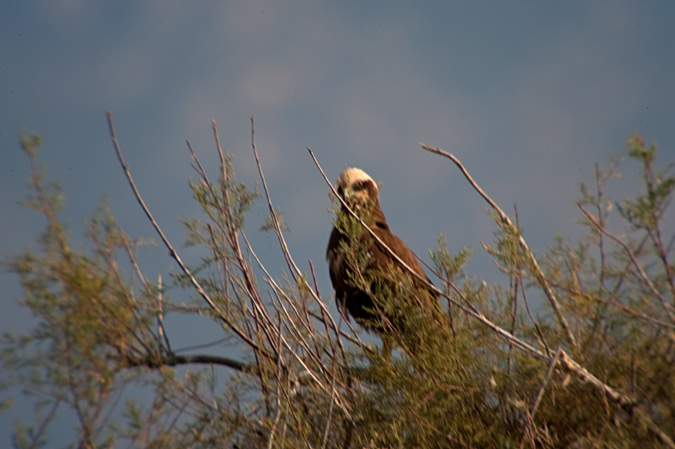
xmin=335 ymin=167 xmax=379 ymax=216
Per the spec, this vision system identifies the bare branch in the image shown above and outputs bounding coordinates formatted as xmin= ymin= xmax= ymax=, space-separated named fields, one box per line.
xmin=420 ymin=143 xmax=578 ymax=349
xmin=106 ymin=111 xmax=271 ymax=359
xmin=250 ymin=116 xmax=299 ymax=282
xmin=578 ymin=202 xmax=675 ymax=323
xmin=124 ymin=353 xmax=254 ymax=373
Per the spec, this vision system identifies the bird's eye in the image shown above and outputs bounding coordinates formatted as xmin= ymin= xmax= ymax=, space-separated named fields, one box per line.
xmin=354 ymin=181 xmax=366 ymax=190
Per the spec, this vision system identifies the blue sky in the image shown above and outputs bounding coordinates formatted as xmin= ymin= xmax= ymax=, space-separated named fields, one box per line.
xmin=1 ymin=1 xmax=674 ymax=443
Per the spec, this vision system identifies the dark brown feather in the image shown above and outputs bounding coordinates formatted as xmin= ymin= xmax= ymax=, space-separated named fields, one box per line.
xmin=326 ymin=169 xmax=437 ymax=333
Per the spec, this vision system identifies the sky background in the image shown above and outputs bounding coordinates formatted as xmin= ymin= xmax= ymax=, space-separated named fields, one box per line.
xmin=1 ymin=1 xmax=674 ymax=444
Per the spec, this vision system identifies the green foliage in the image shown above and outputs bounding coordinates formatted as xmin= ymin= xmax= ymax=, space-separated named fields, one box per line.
xmin=2 ymin=128 xmax=674 ymax=448
xmin=430 ymin=234 xmax=473 ymax=286
xmin=618 ymin=133 xmax=675 ymax=230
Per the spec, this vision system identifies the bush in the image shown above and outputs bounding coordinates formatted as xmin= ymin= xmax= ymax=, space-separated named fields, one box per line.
xmin=2 ymin=116 xmax=674 ymax=448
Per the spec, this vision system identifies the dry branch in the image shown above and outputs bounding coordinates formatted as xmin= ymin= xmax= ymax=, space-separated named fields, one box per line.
xmin=420 ymin=142 xmax=578 ymax=349
xmin=578 ymin=202 xmax=675 ymax=324
xmin=124 ymin=353 xmax=253 ymax=372
xmin=106 ymin=111 xmax=273 ymax=361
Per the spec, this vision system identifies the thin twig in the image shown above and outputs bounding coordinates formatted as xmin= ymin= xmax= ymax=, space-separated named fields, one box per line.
xmin=508 ymin=204 xmax=522 ymax=375
xmin=520 ymin=281 xmax=552 ymax=357
xmin=320 ymin=356 xmax=340 ymax=449
xmin=311 ymin=259 xmax=349 ymax=362
xmin=156 ymin=275 xmax=171 ymax=353
xmin=578 ymin=202 xmax=675 ymax=323
xmin=519 ymin=346 xmax=562 ymax=449
xmin=250 ymin=116 xmax=298 ymax=282
xmin=27 ymin=400 xmax=61 ymax=449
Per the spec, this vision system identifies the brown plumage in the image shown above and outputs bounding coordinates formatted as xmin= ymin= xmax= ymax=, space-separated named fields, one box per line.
xmin=326 ymin=167 xmax=438 ymax=333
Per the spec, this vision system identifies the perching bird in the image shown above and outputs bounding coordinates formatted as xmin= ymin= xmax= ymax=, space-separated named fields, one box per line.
xmin=326 ymin=167 xmax=438 ymax=334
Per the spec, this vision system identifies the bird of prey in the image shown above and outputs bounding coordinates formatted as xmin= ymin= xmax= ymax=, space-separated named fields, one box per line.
xmin=326 ymin=167 xmax=438 ymax=334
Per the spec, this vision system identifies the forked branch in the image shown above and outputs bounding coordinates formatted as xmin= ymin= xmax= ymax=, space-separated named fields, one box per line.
xmin=106 ymin=111 xmax=272 ymax=360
